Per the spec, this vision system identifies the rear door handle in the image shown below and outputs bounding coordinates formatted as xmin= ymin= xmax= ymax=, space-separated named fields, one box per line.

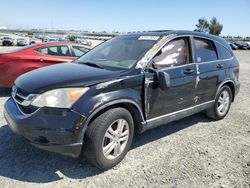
xmin=184 ymin=69 xmax=194 ymax=75
xmin=217 ymin=64 xmax=224 ymax=69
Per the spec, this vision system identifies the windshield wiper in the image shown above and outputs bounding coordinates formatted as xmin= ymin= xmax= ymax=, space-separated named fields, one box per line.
xmin=80 ymin=62 xmax=104 ymax=69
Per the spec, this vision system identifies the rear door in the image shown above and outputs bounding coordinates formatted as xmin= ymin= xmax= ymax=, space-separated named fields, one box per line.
xmin=145 ymin=37 xmax=198 ymax=120
xmin=192 ymin=37 xmax=227 ymax=104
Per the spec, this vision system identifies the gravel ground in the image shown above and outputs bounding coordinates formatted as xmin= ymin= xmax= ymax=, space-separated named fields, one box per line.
xmin=0 ymin=50 xmax=249 ymax=188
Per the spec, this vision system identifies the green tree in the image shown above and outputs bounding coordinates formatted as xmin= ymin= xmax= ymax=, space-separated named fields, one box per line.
xmin=208 ymin=17 xmax=223 ymax=36
xmin=27 ymin=32 xmax=33 ymax=36
xmin=67 ymin=35 xmax=77 ymax=42
xmin=195 ymin=18 xmax=209 ymax=32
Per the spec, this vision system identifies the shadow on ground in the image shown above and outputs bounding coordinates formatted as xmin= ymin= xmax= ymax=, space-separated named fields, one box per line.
xmin=0 ymin=87 xmax=11 ymax=97
xmin=0 ymin=112 xmax=211 ymax=183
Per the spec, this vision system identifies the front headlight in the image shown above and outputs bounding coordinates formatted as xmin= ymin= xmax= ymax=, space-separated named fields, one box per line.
xmin=31 ymin=87 xmax=89 ymax=108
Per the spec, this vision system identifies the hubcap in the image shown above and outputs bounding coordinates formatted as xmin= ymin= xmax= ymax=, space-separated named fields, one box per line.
xmin=217 ymin=90 xmax=230 ymax=116
xmin=102 ymin=119 xmax=129 ymax=160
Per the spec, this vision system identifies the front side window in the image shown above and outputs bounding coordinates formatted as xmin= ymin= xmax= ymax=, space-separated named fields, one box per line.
xmin=72 ymin=46 xmax=90 ymax=57
xmin=194 ymin=38 xmax=218 ymax=63
xmin=36 ymin=46 xmax=71 ymax=57
xmin=76 ymin=36 xmax=158 ymax=71
xmin=153 ymin=38 xmax=190 ymax=69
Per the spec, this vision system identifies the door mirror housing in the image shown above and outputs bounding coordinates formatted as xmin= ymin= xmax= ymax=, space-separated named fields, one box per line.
xmin=157 ymin=71 xmax=170 ymax=90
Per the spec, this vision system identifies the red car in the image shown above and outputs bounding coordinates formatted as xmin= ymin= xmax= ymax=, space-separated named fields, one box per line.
xmin=0 ymin=42 xmax=90 ymax=88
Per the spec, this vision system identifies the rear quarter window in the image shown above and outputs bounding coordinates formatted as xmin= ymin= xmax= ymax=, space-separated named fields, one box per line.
xmin=216 ymin=43 xmax=233 ymax=60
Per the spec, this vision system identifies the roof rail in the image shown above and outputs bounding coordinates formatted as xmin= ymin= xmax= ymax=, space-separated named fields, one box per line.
xmin=148 ymin=30 xmax=172 ymax=32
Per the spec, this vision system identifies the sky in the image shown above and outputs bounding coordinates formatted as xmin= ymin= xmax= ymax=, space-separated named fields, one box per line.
xmin=0 ymin=0 xmax=250 ymax=36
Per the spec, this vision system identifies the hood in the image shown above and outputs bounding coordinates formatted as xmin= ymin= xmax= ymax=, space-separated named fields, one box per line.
xmin=15 ymin=63 xmax=121 ymax=93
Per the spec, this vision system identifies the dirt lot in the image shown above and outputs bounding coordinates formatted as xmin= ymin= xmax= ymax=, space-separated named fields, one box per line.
xmin=0 ymin=50 xmax=249 ymax=188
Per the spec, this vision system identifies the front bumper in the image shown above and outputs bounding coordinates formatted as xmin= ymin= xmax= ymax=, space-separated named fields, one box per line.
xmin=4 ymin=98 xmax=86 ymax=157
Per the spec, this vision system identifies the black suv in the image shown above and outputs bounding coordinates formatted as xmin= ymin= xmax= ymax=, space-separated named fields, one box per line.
xmin=2 ymin=37 xmax=14 ymax=46
xmin=4 ymin=31 xmax=240 ymax=170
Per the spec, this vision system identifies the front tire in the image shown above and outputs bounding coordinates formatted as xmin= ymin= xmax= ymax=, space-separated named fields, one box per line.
xmin=206 ymin=85 xmax=232 ymax=120
xmin=82 ymin=107 xmax=134 ymax=170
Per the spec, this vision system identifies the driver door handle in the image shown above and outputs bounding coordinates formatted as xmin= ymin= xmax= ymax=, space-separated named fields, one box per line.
xmin=184 ymin=69 xmax=194 ymax=75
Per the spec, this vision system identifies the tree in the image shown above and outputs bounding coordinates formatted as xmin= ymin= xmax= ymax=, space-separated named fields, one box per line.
xmin=67 ymin=35 xmax=77 ymax=42
xmin=195 ymin=17 xmax=223 ymax=36
xmin=27 ymin=32 xmax=33 ymax=36
xmin=208 ymin=17 xmax=223 ymax=36
xmin=195 ymin=18 xmax=209 ymax=32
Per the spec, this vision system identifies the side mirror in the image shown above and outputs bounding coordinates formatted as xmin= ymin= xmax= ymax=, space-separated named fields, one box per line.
xmin=157 ymin=71 xmax=170 ymax=90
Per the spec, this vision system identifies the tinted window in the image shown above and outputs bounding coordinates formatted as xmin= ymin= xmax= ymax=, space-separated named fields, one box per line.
xmin=153 ymin=38 xmax=190 ymax=69
xmin=36 ymin=46 xmax=71 ymax=56
xmin=194 ymin=38 xmax=218 ymax=62
xmin=219 ymin=45 xmax=233 ymax=59
xmin=72 ymin=46 xmax=89 ymax=57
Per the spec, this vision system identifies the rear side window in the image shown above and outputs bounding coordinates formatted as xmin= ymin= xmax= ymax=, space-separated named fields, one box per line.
xmin=36 ymin=46 xmax=71 ymax=57
xmin=194 ymin=38 xmax=218 ymax=63
xmin=72 ymin=46 xmax=89 ymax=57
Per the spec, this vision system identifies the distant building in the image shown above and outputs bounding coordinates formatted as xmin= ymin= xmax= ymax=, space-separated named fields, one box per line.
xmin=0 ymin=26 xmax=7 ymax=30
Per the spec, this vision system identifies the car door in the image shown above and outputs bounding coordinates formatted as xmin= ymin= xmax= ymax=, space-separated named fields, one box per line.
xmin=35 ymin=45 xmax=75 ymax=65
xmin=144 ymin=37 xmax=197 ymax=120
xmin=192 ymin=37 xmax=227 ymax=104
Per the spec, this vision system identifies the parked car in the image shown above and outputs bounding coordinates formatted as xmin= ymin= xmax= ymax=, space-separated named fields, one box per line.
xmin=0 ymin=42 xmax=90 ymax=88
xmin=234 ymin=41 xmax=250 ymax=50
xmin=81 ymin=40 xmax=92 ymax=46
xmin=228 ymin=42 xmax=238 ymax=50
xmin=58 ymin=37 xmax=69 ymax=42
xmin=16 ymin=38 xmax=28 ymax=46
xmin=2 ymin=37 xmax=14 ymax=46
xmin=29 ymin=38 xmax=40 ymax=45
xmin=4 ymin=31 xmax=240 ymax=170
xmin=0 ymin=38 xmax=2 ymax=46
xmin=42 ymin=37 xmax=58 ymax=42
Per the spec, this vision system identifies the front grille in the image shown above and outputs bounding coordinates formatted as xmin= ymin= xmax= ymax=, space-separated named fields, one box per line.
xmin=18 ymin=104 xmax=39 ymax=114
xmin=12 ymin=86 xmax=29 ymax=104
xmin=12 ymin=86 xmax=39 ymax=115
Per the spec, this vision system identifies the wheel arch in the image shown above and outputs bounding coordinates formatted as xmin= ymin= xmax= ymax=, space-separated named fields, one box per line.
xmin=80 ymin=99 xmax=145 ymax=141
xmin=217 ymin=80 xmax=236 ymax=102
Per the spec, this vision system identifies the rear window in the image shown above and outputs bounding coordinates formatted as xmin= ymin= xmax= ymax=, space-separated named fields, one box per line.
xmin=72 ymin=46 xmax=89 ymax=57
xmin=194 ymin=38 xmax=218 ymax=63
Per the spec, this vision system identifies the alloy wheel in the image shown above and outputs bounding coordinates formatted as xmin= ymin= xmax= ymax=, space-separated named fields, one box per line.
xmin=217 ymin=90 xmax=230 ymax=116
xmin=102 ymin=119 xmax=129 ymax=160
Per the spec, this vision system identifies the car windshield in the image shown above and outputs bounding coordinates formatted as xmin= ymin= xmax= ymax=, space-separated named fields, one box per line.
xmin=76 ymin=35 xmax=159 ymax=71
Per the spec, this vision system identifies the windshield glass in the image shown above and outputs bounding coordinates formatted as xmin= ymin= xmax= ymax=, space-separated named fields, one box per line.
xmin=76 ymin=35 xmax=159 ymax=71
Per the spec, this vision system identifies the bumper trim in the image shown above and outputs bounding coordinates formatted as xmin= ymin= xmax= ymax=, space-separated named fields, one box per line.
xmin=31 ymin=142 xmax=83 ymax=158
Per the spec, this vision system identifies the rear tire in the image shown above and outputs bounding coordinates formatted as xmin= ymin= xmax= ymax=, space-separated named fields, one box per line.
xmin=82 ymin=107 xmax=134 ymax=170
xmin=206 ymin=85 xmax=232 ymax=120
